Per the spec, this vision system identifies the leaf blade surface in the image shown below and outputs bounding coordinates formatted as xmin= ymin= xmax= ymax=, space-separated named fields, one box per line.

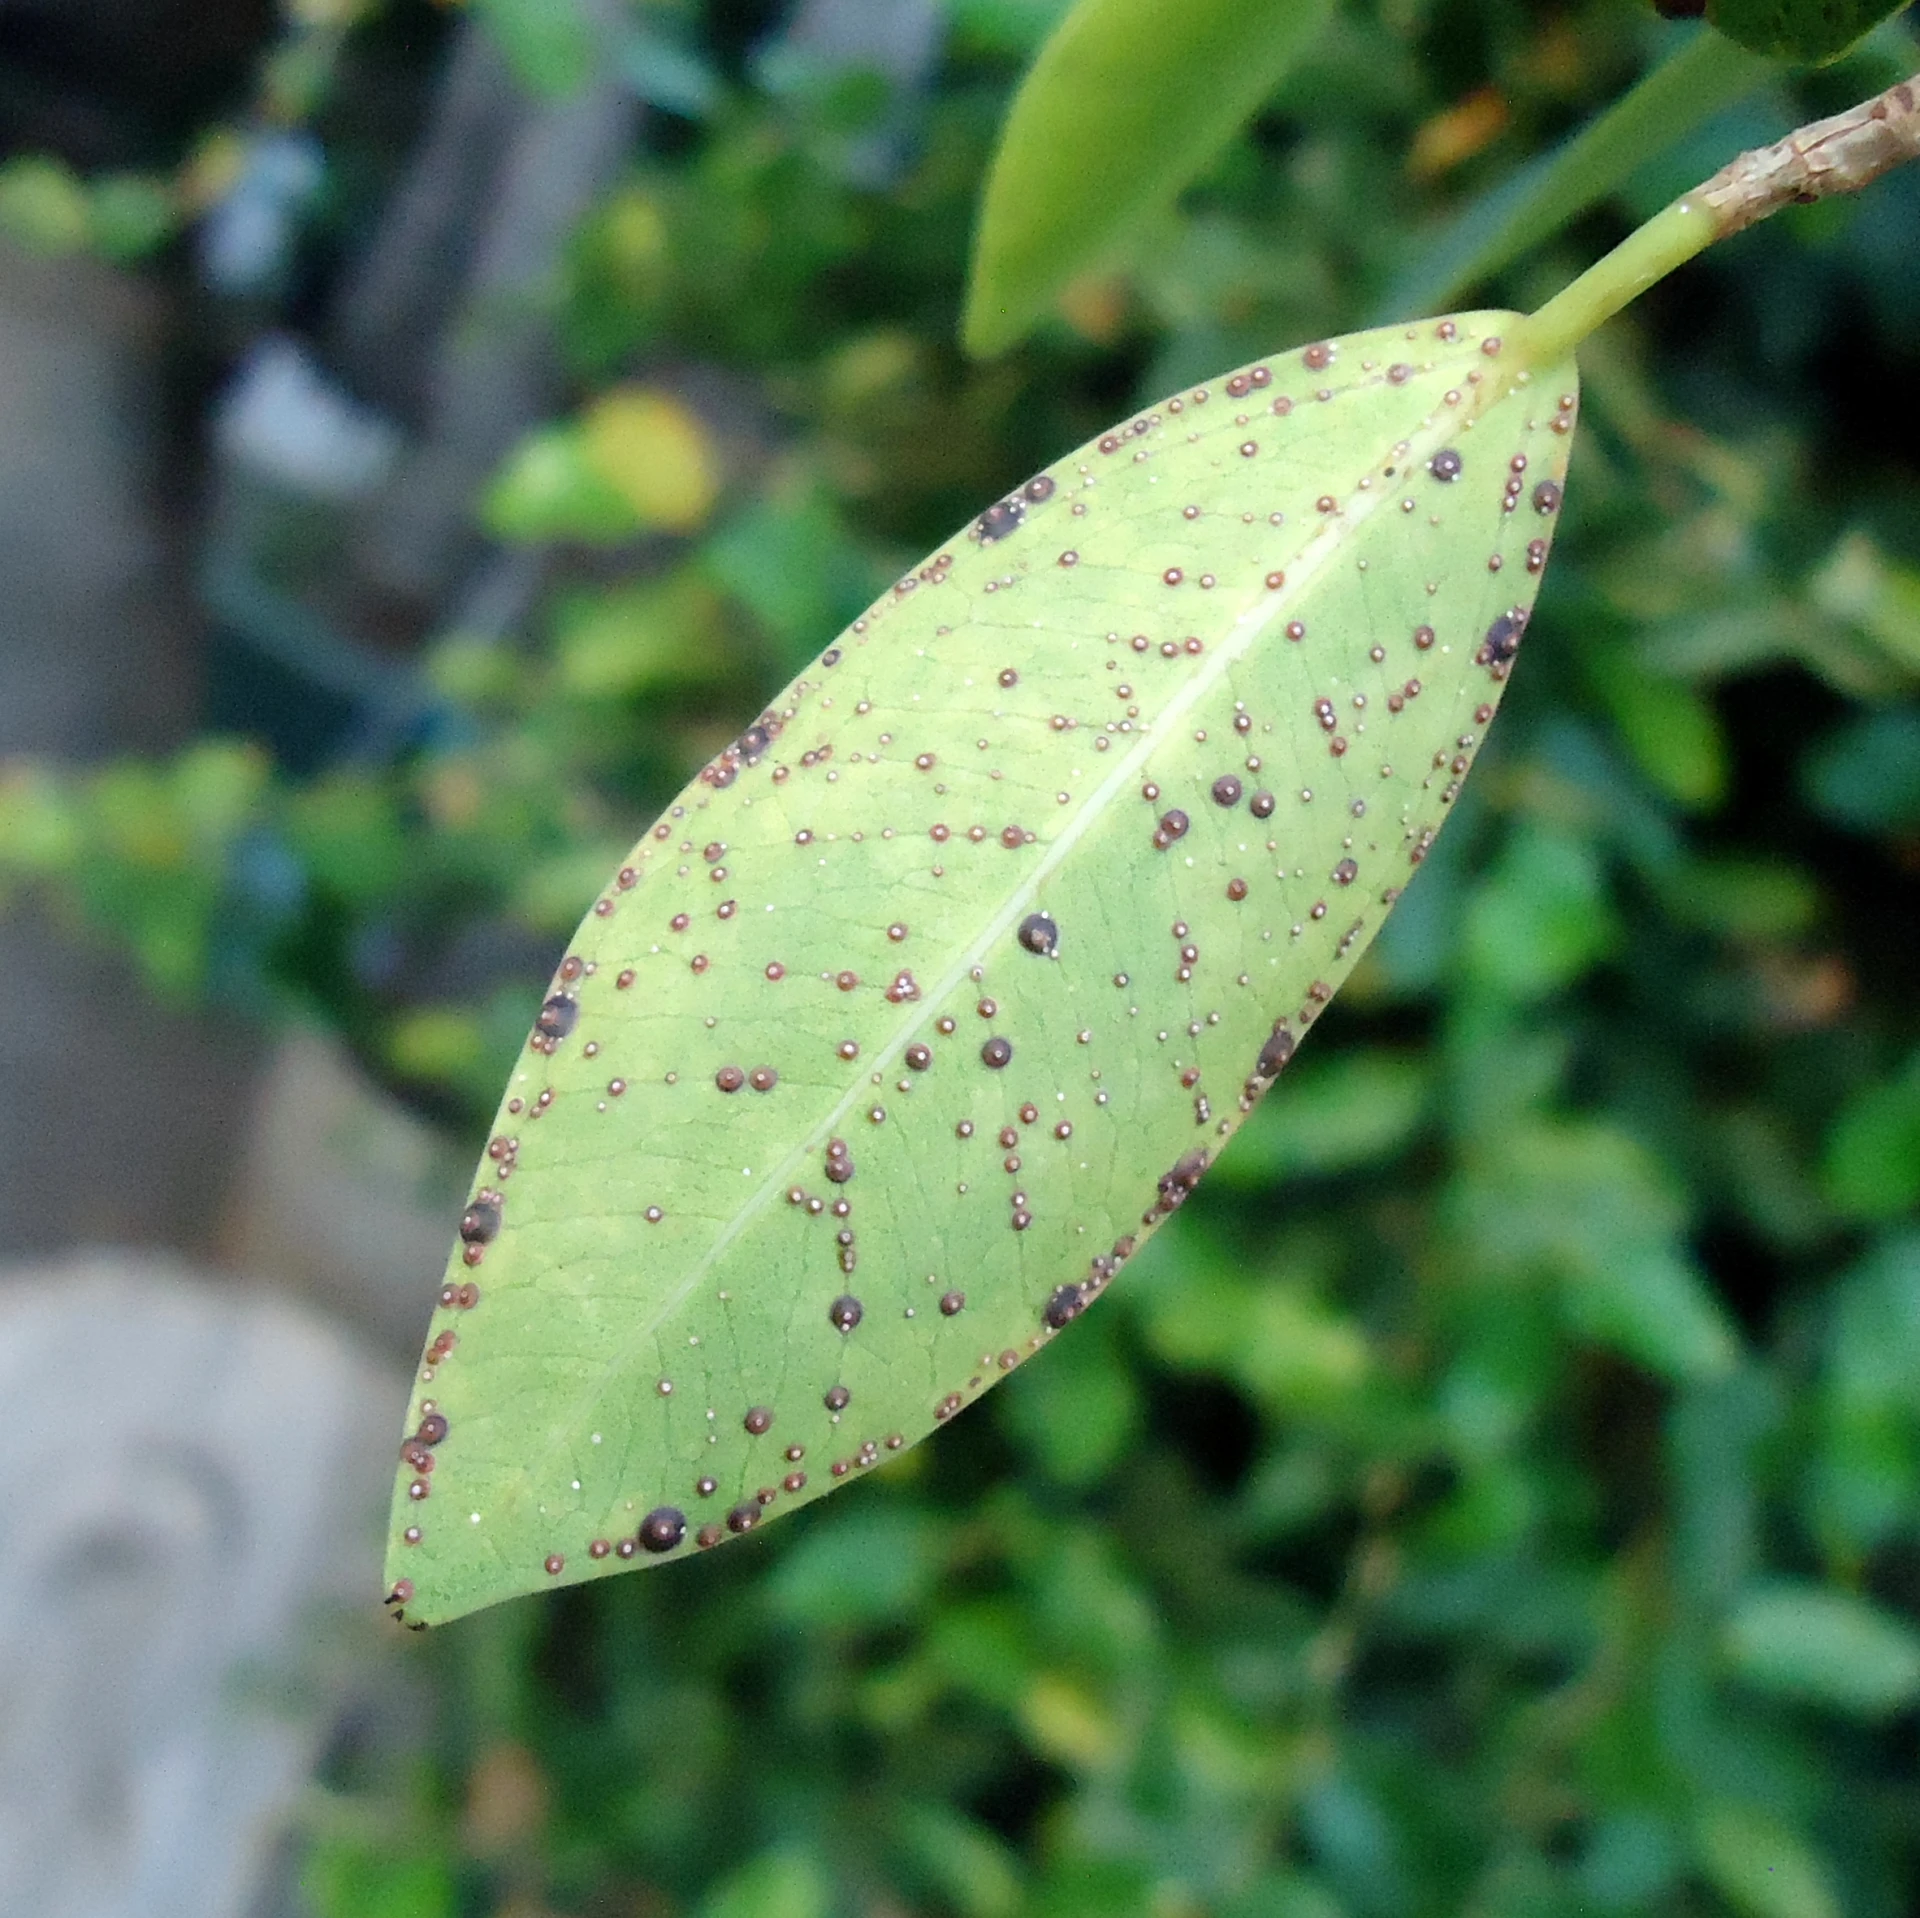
xmin=387 ymin=315 xmax=1577 ymax=1624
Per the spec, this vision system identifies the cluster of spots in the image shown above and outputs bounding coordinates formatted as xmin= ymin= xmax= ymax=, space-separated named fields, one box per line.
xmin=1243 ymin=1023 xmax=1297 ymax=1108
xmin=825 ymin=1430 xmax=906 ymax=1479
xmin=542 ymin=1502 xmax=691 ymax=1579
xmin=530 ymin=992 xmax=578 ymax=1054
xmin=455 ymin=1188 xmax=502 ymax=1273
xmin=397 ymin=1406 xmax=450 ymax=1515
xmin=1477 ymin=607 xmax=1527 ymax=675
xmin=973 ymin=472 xmax=1058 ymax=545
xmin=701 ymin=709 xmax=787 ymax=791
xmin=714 ymin=1064 xmax=779 ymax=1094
xmin=1152 ymin=808 xmax=1190 ymax=851
xmin=1036 ymin=1233 xmax=1136 ymax=1339
xmin=1149 ymin=1149 xmax=1210 ymax=1224
xmin=1044 ymin=1283 xmax=1086 ymax=1329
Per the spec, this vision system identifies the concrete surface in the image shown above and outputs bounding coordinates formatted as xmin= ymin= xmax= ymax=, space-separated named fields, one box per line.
xmin=0 ymin=1251 xmax=409 ymax=1918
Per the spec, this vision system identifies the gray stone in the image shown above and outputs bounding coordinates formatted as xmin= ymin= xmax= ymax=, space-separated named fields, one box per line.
xmin=0 ymin=1252 xmax=406 ymax=1918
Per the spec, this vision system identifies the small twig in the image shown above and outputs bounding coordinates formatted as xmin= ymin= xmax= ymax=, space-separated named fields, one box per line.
xmin=1506 ymin=70 xmax=1920 ymax=377
xmin=1698 ymin=71 xmax=1920 ymax=237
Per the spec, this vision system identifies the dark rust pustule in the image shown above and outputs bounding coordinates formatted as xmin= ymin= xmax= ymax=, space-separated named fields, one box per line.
xmin=535 ymin=994 xmax=578 ymax=1041
xmin=639 ymin=1507 xmax=687 ymax=1553
xmin=1156 ymin=1150 xmax=1210 ymax=1214
xmin=1478 ymin=609 xmax=1524 ymax=666
xmin=1043 ymin=1283 xmax=1086 ymax=1330
xmin=1255 ymin=1025 xmax=1296 ymax=1081
xmin=829 ymin=1295 xmax=864 ymax=1332
xmin=975 ymin=498 xmax=1025 ymax=543
xmin=1017 ymin=913 xmax=1060 ymax=956
xmin=458 ymin=1197 xmax=501 ymax=1245
xmin=416 ymin=1411 xmax=449 ymax=1446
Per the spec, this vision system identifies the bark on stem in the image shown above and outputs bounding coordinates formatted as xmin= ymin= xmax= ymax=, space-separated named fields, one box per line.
xmin=1697 ymin=70 xmax=1920 ymax=238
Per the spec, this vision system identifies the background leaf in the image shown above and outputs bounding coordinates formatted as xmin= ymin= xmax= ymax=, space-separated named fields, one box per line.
xmin=1706 ymin=0 xmax=1912 ymax=65
xmin=1376 ymin=27 xmax=1771 ymax=320
xmin=963 ymin=0 xmax=1335 ymax=355
xmin=1723 ymin=1579 xmax=1920 ymax=1716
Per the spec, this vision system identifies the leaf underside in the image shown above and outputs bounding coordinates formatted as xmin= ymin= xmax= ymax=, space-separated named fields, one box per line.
xmin=386 ymin=314 xmax=1578 ymax=1626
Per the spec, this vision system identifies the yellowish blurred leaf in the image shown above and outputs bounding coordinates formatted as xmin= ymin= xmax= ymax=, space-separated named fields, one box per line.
xmin=1408 ymin=88 xmax=1509 ymax=181
xmin=581 ymin=387 xmax=721 ymax=534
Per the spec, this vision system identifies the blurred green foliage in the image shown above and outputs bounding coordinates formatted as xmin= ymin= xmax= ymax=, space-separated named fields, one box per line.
xmin=4 ymin=1 xmax=1920 ymax=1912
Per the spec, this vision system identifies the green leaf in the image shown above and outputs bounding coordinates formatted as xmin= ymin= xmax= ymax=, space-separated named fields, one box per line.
xmin=1807 ymin=530 xmax=1920 ymax=678
xmin=891 ymin=1802 xmax=1024 ymax=1918
xmin=949 ymin=0 xmax=1078 ymax=60
xmin=1562 ymin=1241 xmax=1739 ymax=1383
xmin=700 ymin=1848 xmax=832 ymax=1918
xmin=1725 ymin=1580 xmax=1920 ymax=1717
xmin=0 ymin=155 xmax=92 ymax=254
xmin=764 ymin=1506 xmax=939 ymax=1628
xmin=998 ymin=1304 xmax=1140 ymax=1484
xmin=384 ymin=315 xmax=1578 ymax=1625
xmin=1813 ymin=1233 xmax=1920 ymax=1553
xmin=1802 ymin=706 xmax=1920 ymax=834
xmin=1587 ymin=651 xmax=1729 ymax=810
xmin=482 ymin=425 xmax=645 ymax=544
xmin=300 ymin=1842 xmax=455 ymax=1918
xmin=1206 ymin=1048 xmax=1429 ymax=1186
xmin=1822 ymin=1050 xmax=1920 ymax=1220
xmin=1462 ymin=823 xmax=1617 ymax=1000
xmin=1706 ymin=0 xmax=1910 ymax=65
xmin=1694 ymin=1804 xmax=1841 ymax=1918
xmin=473 ymin=0 xmax=598 ymax=98
xmin=962 ymin=0 xmax=1335 ymax=357
xmin=1452 ymin=1120 xmax=1738 ymax=1382
xmin=1377 ymin=29 xmax=1771 ymax=321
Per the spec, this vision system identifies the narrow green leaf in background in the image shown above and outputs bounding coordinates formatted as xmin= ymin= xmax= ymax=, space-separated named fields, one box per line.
xmin=1376 ymin=28 xmax=1771 ymax=321
xmin=1694 ymin=1803 xmax=1842 ymax=1918
xmin=700 ymin=1849 xmax=831 ymax=1918
xmin=962 ymin=0 xmax=1335 ymax=357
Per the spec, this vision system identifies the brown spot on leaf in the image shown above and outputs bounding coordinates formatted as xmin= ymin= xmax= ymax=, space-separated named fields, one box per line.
xmin=535 ymin=995 xmax=578 ymax=1042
